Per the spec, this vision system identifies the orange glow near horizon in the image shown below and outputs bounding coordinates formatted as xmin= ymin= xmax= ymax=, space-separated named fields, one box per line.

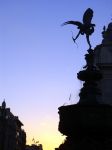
xmin=24 ymin=116 xmax=66 ymax=150
xmin=27 ymin=131 xmax=65 ymax=150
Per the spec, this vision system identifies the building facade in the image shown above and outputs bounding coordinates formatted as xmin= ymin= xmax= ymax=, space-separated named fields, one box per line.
xmin=0 ymin=101 xmax=26 ymax=150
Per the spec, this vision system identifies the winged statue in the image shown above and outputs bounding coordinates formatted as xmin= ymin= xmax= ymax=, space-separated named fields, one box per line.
xmin=62 ymin=8 xmax=95 ymax=49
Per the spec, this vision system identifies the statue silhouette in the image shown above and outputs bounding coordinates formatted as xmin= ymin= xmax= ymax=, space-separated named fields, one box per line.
xmin=62 ymin=8 xmax=95 ymax=49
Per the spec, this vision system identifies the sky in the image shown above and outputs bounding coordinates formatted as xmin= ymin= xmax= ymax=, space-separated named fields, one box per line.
xmin=0 ymin=0 xmax=112 ymax=150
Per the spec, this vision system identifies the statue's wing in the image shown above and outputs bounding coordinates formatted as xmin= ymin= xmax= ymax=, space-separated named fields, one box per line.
xmin=83 ymin=8 xmax=93 ymax=25
xmin=62 ymin=21 xmax=82 ymax=28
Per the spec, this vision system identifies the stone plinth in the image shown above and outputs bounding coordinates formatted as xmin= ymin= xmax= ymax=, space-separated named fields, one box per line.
xmin=59 ymin=104 xmax=112 ymax=138
xmin=94 ymin=23 xmax=112 ymax=105
xmin=94 ymin=44 xmax=112 ymax=105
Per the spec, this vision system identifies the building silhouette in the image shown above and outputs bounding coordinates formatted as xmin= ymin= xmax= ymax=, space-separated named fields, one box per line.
xmin=25 ymin=144 xmax=43 ymax=150
xmin=58 ymin=22 xmax=112 ymax=150
xmin=0 ymin=101 xmax=26 ymax=150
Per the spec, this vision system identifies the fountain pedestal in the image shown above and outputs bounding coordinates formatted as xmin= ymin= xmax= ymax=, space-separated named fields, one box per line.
xmin=58 ymin=23 xmax=112 ymax=150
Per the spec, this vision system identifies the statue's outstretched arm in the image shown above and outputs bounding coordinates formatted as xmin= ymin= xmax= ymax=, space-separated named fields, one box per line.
xmin=72 ymin=31 xmax=81 ymax=43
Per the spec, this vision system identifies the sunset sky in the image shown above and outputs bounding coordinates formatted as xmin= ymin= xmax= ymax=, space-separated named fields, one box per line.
xmin=0 ymin=1 xmax=112 ymax=150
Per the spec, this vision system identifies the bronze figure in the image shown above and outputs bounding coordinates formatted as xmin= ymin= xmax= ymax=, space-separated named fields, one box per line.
xmin=62 ymin=8 xmax=95 ymax=49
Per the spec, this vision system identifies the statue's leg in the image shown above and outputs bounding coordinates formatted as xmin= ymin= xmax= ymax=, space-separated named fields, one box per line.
xmin=86 ymin=35 xmax=91 ymax=49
